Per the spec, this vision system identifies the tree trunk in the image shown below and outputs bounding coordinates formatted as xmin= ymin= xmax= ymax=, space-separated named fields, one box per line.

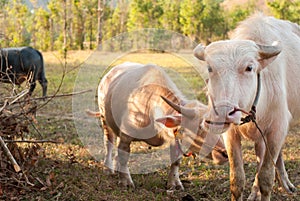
xmin=63 ymin=0 xmax=67 ymax=58
xmin=50 ymin=18 xmax=54 ymax=51
xmin=97 ymin=0 xmax=105 ymax=49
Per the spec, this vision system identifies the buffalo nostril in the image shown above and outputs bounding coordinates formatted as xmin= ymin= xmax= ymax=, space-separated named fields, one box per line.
xmin=228 ymin=110 xmax=235 ymax=116
xmin=228 ymin=107 xmax=238 ymax=116
xmin=221 ymin=150 xmax=228 ymax=158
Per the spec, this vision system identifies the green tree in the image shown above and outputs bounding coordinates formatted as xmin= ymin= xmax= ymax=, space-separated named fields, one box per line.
xmin=179 ymin=0 xmax=205 ymax=43
xmin=31 ymin=8 xmax=51 ymax=51
xmin=127 ymin=0 xmax=164 ymax=31
xmin=47 ymin=0 xmax=75 ymax=52
xmin=83 ymin=0 xmax=98 ymax=50
xmin=201 ymin=0 xmax=226 ymax=43
xmin=68 ymin=0 xmax=97 ymax=50
xmin=4 ymin=0 xmax=30 ymax=46
xmin=225 ymin=1 xmax=256 ymax=32
xmin=48 ymin=0 xmax=65 ymax=51
xmin=126 ymin=0 xmax=164 ymax=51
xmin=104 ymin=0 xmax=128 ymax=38
xmin=160 ymin=0 xmax=181 ymax=32
xmin=0 ymin=0 xmax=8 ymax=10
xmin=267 ymin=0 xmax=300 ymax=23
xmin=0 ymin=0 xmax=9 ymax=46
xmin=103 ymin=0 xmax=129 ymax=51
xmin=72 ymin=0 xmax=86 ymax=50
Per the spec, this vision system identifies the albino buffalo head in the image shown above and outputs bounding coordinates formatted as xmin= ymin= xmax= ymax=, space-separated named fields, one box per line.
xmin=156 ymin=96 xmax=228 ymax=165
xmin=194 ymin=40 xmax=281 ymax=134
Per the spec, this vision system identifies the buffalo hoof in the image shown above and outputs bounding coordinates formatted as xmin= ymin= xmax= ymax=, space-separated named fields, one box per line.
xmin=118 ymin=179 xmax=135 ymax=189
xmin=167 ymin=181 xmax=184 ymax=191
xmin=247 ymin=186 xmax=261 ymax=201
xmin=103 ymin=167 xmax=114 ymax=175
xmin=118 ymin=172 xmax=135 ymax=189
xmin=278 ymin=178 xmax=296 ymax=194
xmin=103 ymin=161 xmax=115 ymax=175
xmin=182 ymin=194 xmax=196 ymax=201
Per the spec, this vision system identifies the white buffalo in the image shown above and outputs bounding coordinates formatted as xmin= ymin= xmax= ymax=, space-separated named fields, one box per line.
xmin=88 ymin=62 xmax=228 ymax=189
xmin=193 ymin=13 xmax=299 ymax=201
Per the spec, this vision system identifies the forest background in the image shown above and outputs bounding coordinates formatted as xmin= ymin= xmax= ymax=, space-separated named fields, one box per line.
xmin=0 ymin=0 xmax=299 ymax=52
xmin=0 ymin=1 xmax=300 ymax=200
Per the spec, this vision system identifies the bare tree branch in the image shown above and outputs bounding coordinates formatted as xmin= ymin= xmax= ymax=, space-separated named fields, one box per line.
xmin=0 ymin=89 xmax=92 ymax=105
xmin=0 ymin=100 xmax=8 ymax=112
xmin=4 ymin=139 xmax=62 ymax=144
xmin=0 ymin=135 xmax=21 ymax=173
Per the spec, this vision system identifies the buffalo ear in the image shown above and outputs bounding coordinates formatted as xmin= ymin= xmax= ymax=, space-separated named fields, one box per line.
xmin=193 ymin=44 xmax=206 ymax=60
xmin=155 ymin=115 xmax=182 ymax=128
xmin=257 ymin=41 xmax=281 ymax=69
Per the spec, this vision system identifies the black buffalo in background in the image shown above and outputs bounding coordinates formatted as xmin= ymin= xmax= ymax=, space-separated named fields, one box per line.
xmin=0 ymin=46 xmax=48 ymax=97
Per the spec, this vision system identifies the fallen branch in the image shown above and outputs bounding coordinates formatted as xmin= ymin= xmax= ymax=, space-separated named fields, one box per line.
xmin=9 ymin=89 xmax=29 ymax=105
xmin=0 ymin=100 xmax=8 ymax=113
xmin=34 ymin=89 xmax=92 ymax=100
xmin=2 ymin=89 xmax=93 ymax=105
xmin=0 ymin=136 xmax=21 ymax=173
xmin=0 ymin=89 xmax=29 ymax=112
xmin=4 ymin=139 xmax=62 ymax=144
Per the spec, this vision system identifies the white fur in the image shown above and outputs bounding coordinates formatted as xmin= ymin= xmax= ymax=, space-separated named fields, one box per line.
xmin=95 ymin=62 xmax=227 ymax=189
xmin=195 ymin=14 xmax=299 ymax=201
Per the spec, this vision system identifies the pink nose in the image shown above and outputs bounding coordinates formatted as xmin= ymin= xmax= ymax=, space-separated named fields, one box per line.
xmin=213 ymin=104 xmax=241 ymax=124
xmin=213 ymin=104 xmax=233 ymax=116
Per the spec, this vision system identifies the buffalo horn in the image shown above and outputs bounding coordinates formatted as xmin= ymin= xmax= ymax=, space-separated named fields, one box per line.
xmin=257 ymin=41 xmax=282 ymax=60
xmin=161 ymin=96 xmax=196 ymax=118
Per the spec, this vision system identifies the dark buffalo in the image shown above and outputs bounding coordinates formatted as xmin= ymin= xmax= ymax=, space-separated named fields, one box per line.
xmin=0 ymin=46 xmax=47 ymax=97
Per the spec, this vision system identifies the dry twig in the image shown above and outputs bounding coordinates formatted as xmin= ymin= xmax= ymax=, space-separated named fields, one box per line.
xmin=4 ymin=139 xmax=62 ymax=144
xmin=0 ymin=135 xmax=21 ymax=172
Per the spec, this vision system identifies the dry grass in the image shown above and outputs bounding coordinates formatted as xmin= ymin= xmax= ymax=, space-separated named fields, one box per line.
xmin=1 ymin=51 xmax=299 ymax=200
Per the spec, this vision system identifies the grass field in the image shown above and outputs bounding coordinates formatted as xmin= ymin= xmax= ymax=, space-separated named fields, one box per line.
xmin=1 ymin=50 xmax=300 ymax=200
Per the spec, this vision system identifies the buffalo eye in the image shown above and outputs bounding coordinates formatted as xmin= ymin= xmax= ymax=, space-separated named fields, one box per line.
xmin=208 ymin=65 xmax=213 ymax=73
xmin=245 ymin=65 xmax=254 ymax=72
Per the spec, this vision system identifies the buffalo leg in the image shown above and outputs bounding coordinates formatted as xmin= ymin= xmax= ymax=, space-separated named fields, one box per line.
xmin=28 ymin=82 xmax=36 ymax=96
xmin=248 ymin=139 xmax=265 ymax=201
xmin=167 ymin=140 xmax=183 ymax=190
xmin=249 ymin=131 xmax=295 ymax=201
xmin=100 ymin=115 xmax=115 ymax=174
xmin=38 ymin=79 xmax=48 ymax=97
xmin=275 ymin=150 xmax=296 ymax=193
xmin=224 ymin=129 xmax=245 ymax=201
xmin=116 ymin=133 xmax=134 ymax=188
xmin=103 ymin=128 xmax=115 ymax=174
xmin=257 ymin=125 xmax=288 ymax=201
